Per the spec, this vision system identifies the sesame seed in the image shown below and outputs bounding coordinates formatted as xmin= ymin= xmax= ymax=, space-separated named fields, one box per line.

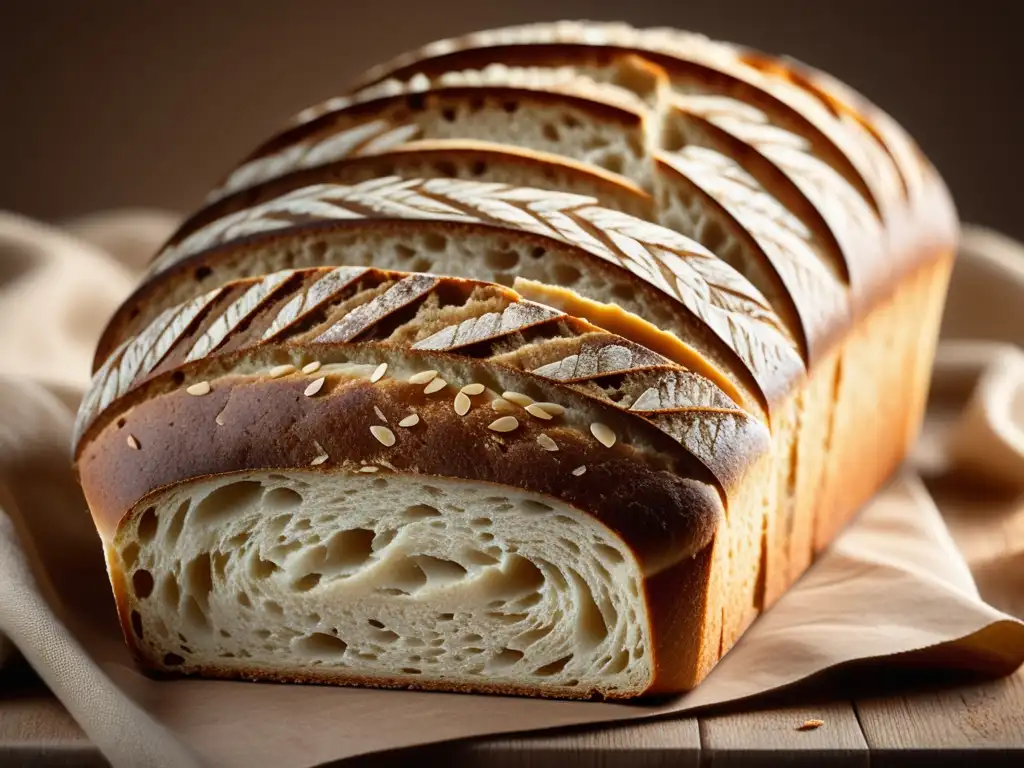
xmin=492 ymin=398 xmax=516 ymax=413
xmin=408 ymin=370 xmax=438 ymax=385
xmin=370 ymin=425 xmax=396 ymax=447
xmin=359 ymin=465 xmax=380 ymax=473
xmin=461 ymin=383 xmax=485 ymax=396
xmin=186 ymin=381 xmax=211 ymax=396
xmin=798 ymin=720 xmax=824 ymax=731
xmin=304 ymin=377 xmax=326 ymax=397
xmin=454 ymin=391 xmax=472 ymax=416
xmin=488 ymin=416 xmax=520 ymax=433
xmin=590 ymin=422 xmax=616 ymax=448
xmin=536 ymin=433 xmax=558 ymax=452
xmin=423 ymin=377 xmax=447 ymax=395
xmin=398 ymin=413 xmax=420 ymax=428
xmin=370 ymin=362 xmax=388 ymax=383
xmin=310 ymin=454 xmax=329 ymax=466
xmin=572 ymin=465 xmax=587 ymax=476
xmin=501 ymin=391 xmax=533 ymax=407
xmin=126 ymin=435 xmax=140 ymax=450
xmin=269 ymin=364 xmax=296 ymax=378
xmin=374 ymin=406 xmax=388 ymax=423
xmin=525 ymin=403 xmax=554 ymax=420
xmin=534 ymin=402 xmax=566 ymax=416
xmin=301 ymin=361 xmax=322 ymax=375
xmin=215 ymin=413 xmax=226 ymax=426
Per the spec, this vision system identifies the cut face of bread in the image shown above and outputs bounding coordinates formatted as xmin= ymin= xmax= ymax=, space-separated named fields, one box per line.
xmin=343 ymin=20 xmax=913 ymax=215
xmin=114 ymin=470 xmax=651 ymax=698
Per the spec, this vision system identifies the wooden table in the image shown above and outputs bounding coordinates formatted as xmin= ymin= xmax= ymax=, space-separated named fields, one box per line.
xmin=2 ymin=662 xmax=1022 ymax=766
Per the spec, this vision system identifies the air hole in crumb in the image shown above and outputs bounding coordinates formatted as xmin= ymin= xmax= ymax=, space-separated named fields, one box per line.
xmin=514 ymin=625 xmax=553 ymax=647
xmin=307 ymin=612 xmax=321 ymax=625
xmin=368 ymin=619 xmax=385 ymax=628
xmin=236 ymin=591 xmax=251 ymax=608
xmin=602 ymin=154 xmax=625 ymax=175
xmin=264 ymin=600 xmax=284 ymax=617
xmin=466 ymin=647 xmax=483 ymax=655
xmin=491 ymin=648 xmax=523 ymax=668
xmin=605 ymin=650 xmax=629 ymax=674
xmin=438 ymin=613 xmax=455 ymax=621
xmin=522 ymin=500 xmax=553 ymax=514
xmin=194 ymin=266 xmax=212 ymax=281
xmin=263 ymin=487 xmax=302 ymax=511
xmin=552 ymin=263 xmax=582 ymax=285
xmin=487 ymin=599 xmax=506 ymax=608
xmin=183 ymin=596 xmax=209 ymax=632
xmin=471 ymin=160 xmax=487 ymax=176
xmin=395 ymin=243 xmax=416 ymax=260
xmin=404 ymin=504 xmax=441 ymax=519
xmin=296 ymin=633 xmax=347 ymax=656
xmin=121 ymin=542 xmax=140 ymax=569
xmin=137 ymin=507 xmax=158 ymax=542
xmin=595 ymin=543 xmax=625 ymax=564
xmin=463 ymin=549 xmax=499 ymax=566
xmin=612 ymin=282 xmax=634 ymax=301
xmin=562 ymin=113 xmax=582 ymax=129
xmin=479 ymin=532 xmax=495 ymax=542
xmin=184 ymin=554 xmax=213 ymax=608
xmin=194 ymin=481 xmax=262 ymax=525
xmin=535 ymin=655 xmax=572 ymax=676
xmin=485 ymin=249 xmax=519 ymax=270
xmin=255 ymin=629 xmax=271 ymax=640
xmin=542 ymin=123 xmax=559 ymax=142
xmin=441 ymin=107 xmax=456 ymax=122
xmin=130 ymin=610 xmax=144 ymax=638
xmin=435 ymin=160 xmax=457 ymax=176
xmin=292 ymin=573 xmax=322 ymax=592
xmin=406 ymin=637 xmax=424 ymax=648
xmin=116 ymin=417 xmax=126 ymax=429
xmin=560 ymin=538 xmax=581 ymax=556
xmin=162 ymin=575 xmax=181 ymax=607
xmin=422 ymin=233 xmax=446 ymax=252
xmin=470 ymin=517 xmax=492 ymax=528
xmin=132 ymin=569 xmax=154 ymax=599
xmin=411 ymin=257 xmax=432 ymax=272
xmin=164 ymin=653 xmax=185 ymax=666
xmin=171 ymin=371 xmax=185 ymax=386
xmin=413 ymin=555 xmax=467 ymax=587
xmin=212 ymin=551 xmax=230 ymax=580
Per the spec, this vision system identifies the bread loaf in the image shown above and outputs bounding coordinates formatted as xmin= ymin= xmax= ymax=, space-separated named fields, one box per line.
xmin=74 ymin=21 xmax=957 ymax=699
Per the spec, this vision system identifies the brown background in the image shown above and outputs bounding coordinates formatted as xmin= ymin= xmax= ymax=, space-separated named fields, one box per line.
xmin=0 ymin=1 xmax=1020 ymax=236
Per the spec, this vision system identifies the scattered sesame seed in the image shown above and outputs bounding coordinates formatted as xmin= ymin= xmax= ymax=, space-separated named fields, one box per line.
xmin=572 ymin=465 xmax=587 ymax=476
xmin=374 ymin=406 xmax=388 ymax=423
xmin=301 ymin=361 xmax=322 ymax=375
xmin=525 ymin=403 xmax=554 ymax=420
xmin=534 ymin=402 xmax=565 ymax=416
xmin=126 ymin=435 xmax=140 ymax=450
xmin=398 ymin=413 xmax=420 ymax=428
xmin=501 ymin=391 xmax=533 ymax=407
xmin=461 ymin=383 xmax=485 ymax=396
xmin=370 ymin=425 xmax=396 ymax=447
xmin=215 ymin=413 xmax=226 ymax=426
xmin=423 ymin=377 xmax=447 ymax=395
xmin=590 ymin=422 xmax=617 ymax=448
xmin=304 ymin=377 xmax=326 ymax=397
xmin=488 ymin=416 xmax=520 ymax=433
xmin=186 ymin=381 xmax=211 ymax=396
xmin=310 ymin=454 xmax=329 ymax=466
xmin=269 ymin=364 xmax=296 ymax=378
xmin=359 ymin=465 xmax=380 ymax=473
xmin=370 ymin=362 xmax=388 ymax=383
xmin=454 ymin=391 xmax=472 ymax=416
xmin=798 ymin=720 xmax=824 ymax=731
xmin=492 ymin=398 xmax=516 ymax=413
xmin=536 ymin=433 xmax=558 ymax=452
xmin=408 ymin=370 xmax=438 ymax=385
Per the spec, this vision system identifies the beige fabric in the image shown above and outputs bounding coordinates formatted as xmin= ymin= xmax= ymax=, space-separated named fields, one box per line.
xmin=0 ymin=210 xmax=1022 ymax=768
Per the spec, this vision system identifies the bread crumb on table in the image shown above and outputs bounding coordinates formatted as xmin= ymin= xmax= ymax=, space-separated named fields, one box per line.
xmin=797 ymin=719 xmax=825 ymax=730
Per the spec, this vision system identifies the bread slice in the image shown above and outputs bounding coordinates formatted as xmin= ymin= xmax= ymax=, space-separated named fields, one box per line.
xmin=97 ymin=179 xmax=805 ymax=423
xmin=343 ymin=20 xmax=908 ymax=217
xmin=181 ymin=63 xmax=867 ymax=366
xmin=75 ymin=267 xmax=773 ymax=698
